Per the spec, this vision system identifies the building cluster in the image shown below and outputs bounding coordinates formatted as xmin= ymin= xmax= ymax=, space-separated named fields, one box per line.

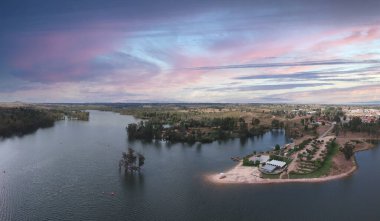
xmin=250 ymin=155 xmax=287 ymax=174
xmin=345 ymin=109 xmax=380 ymax=123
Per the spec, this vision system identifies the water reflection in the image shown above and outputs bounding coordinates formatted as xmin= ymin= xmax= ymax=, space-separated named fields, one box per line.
xmin=120 ymin=172 xmax=145 ymax=189
xmin=239 ymin=137 xmax=248 ymax=146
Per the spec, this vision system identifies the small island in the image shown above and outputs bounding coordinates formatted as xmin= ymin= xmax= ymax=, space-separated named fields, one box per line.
xmin=0 ymin=103 xmax=90 ymax=138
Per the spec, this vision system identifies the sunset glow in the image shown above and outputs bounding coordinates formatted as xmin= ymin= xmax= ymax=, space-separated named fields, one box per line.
xmin=1 ymin=0 xmax=379 ymax=103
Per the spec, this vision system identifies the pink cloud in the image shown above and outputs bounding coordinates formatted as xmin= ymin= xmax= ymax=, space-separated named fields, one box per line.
xmin=274 ymin=84 xmax=380 ymax=103
xmin=8 ymin=27 xmax=125 ymax=83
xmin=312 ymin=26 xmax=380 ymax=52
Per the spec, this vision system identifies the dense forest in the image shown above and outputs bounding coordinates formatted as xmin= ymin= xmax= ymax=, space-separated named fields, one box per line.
xmin=0 ymin=108 xmax=62 ymax=138
xmin=64 ymin=110 xmax=90 ymax=121
xmin=126 ymin=116 xmax=281 ymax=143
xmin=0 ymin=107 xmax=90 ymax=138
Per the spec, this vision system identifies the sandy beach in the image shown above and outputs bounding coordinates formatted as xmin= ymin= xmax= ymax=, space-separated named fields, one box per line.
xmin=206 ymin=161 xmax=358 ymax=185
xmin=207 ymin=129 xmax=379 ymax=185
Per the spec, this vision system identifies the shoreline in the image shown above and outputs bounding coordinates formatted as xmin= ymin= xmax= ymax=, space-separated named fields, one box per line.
xmin=207 ymin=139 xmax=375 ymax=185
xmin=206 ymin=160 xmax=358 ymax=185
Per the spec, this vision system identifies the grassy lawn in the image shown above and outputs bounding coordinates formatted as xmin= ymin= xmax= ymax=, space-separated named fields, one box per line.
xmin=261 ymin=173 xmax=281 ymax=179
xmin=289 ymin=141 xmax=339 ymax=179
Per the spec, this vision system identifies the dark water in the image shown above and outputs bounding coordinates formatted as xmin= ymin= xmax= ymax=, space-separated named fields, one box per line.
xmin=0 ymin=111 xmax=379 ymax=221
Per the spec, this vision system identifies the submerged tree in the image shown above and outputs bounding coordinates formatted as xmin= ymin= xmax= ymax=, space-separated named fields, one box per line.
xmin=119 ymin=147 xmax=145 ymax=173
xmin=138 ymin=153 xmax=145 ymax=170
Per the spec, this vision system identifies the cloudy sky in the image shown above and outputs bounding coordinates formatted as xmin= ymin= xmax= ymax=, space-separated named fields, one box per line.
xmin=0 ymin=0 xmax=380 ymax=103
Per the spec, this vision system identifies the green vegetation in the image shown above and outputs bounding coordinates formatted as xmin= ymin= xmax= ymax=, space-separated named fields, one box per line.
xmin=271 ymin=119 xmax=281 ymax=128
xmin=113 ymin=104 xmax=297 ymax=143
xmin=0 ymin=107 xmax=61 ymax=138
xmin=323 ymin=106 xmax=344 ymax=122
xmin=339 ymin=116 xmax=380 ymax=138
xmin=0 ymin=107 xmax=90 ymax=138
xmin=127 ymin=116 xmax=274 ymax=143
xmin=119 ymin=147 xmax=145 ymax=173
xmin=275 ymin=144 xmax=281 ymax=151
xmin=289 ymin=139 xmax=339 ymax=179
xmin=48 ymin=103 xmax=357 ymax=143
xmin=341 ymin=142 xmax=355 ymax=160
xmin=65 ymin=110 xmax=89 ymax=121
xmin=261 ymin=173 xmax=281 ymax=179
xmin=292 ymin=138 xmax=312 ymax=152
xmin=242 ymin=157 xmax=260 ymax=167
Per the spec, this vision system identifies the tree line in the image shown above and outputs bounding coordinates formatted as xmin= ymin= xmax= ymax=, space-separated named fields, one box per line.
xmin=0 ymin=107 xmax=61 ymax=138
xmin=335 ymin=116 xmax=380 ymax=138
xmin=0 ymin=107 xmax=91 ymax=138
xmin=126 ymin=117 xmax=284 ymax=143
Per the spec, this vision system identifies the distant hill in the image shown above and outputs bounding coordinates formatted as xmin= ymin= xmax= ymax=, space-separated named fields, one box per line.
xmin=0 ymin=102 xmax=30 ymax=108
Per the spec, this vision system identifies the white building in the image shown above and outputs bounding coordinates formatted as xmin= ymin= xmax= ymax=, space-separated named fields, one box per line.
xmin=266 ymin=160 xmax=287 ymax=168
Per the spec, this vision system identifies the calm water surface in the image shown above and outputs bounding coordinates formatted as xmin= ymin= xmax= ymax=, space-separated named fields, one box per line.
xmin=0 ymin=111 xmax=379 ymax=221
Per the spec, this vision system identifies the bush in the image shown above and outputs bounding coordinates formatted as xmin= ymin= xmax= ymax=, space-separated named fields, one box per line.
xmin=275 ymin=144 xmax=281 ymax=151
xmin=242 ymin=158 xmax=260 ymax=167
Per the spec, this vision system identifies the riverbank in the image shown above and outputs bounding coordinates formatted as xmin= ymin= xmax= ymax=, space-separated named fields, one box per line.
xmin=206 ymin=162 xmax=358 ymax=184
xmin=207 ymin=137 xmax=376 ymax=185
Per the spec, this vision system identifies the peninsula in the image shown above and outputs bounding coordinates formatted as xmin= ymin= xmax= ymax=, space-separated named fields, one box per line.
xmin=208 ymin=106 xmax=379 ymax=184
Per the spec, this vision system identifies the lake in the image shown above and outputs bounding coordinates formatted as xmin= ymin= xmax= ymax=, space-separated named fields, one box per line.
xmin=0 ymin=110 xmax=379 ymax=221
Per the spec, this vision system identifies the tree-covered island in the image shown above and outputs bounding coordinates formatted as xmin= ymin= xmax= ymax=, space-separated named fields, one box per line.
xmin=0 ymin=104 xmax=90 ymax=138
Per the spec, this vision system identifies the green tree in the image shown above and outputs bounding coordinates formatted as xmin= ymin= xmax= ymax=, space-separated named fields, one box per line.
xmin=275 ymin=144 xmax=281 ymax=151
xmin=349 ymin=117 xmax=362 ymax=132
xmin=127 ymin=123 xmax=138 ymax=138
xmin=119 ymin=148 xmax=145 ymax=173
xmin=335 ymin=125 xmax=340 ymax=136
xmin=341 ymin=143 xmax=354 ymax=160
xmin=271 ymin=119 xmax=280 ymax=128
xmin=238 ymin=121 xmax=249 ymax=137
xmin=252 ymin=118 xmax=260 ymax=125
xmin=334 ymin=115 xmax=341 ymax=123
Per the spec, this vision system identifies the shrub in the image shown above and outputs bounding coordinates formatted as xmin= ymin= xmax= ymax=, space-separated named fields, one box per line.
xmin=275 ymin=144 xmax=281 ymax=151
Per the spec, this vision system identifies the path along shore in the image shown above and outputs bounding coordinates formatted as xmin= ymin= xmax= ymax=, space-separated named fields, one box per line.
xmin=206 ymin=161 xmax=357 ymax=185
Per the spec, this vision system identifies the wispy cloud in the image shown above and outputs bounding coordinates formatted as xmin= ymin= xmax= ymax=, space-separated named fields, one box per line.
xmin=234 ymin=66 xmax=380 ymax=82
xmin=189 ymin=59 xmax=380 ymax=71
xmin=261 ymin=84 xmax=380 ymax=104
xmin=207 ymin=83 xmax=333 ymax=92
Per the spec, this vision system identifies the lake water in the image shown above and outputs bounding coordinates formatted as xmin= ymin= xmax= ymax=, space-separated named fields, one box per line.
xmin=0 ymin=110 xmax=379 ymax=221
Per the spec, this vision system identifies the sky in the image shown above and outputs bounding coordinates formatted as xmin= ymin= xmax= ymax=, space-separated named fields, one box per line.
xmin=0 ymin=0 xmax=380 ymax=104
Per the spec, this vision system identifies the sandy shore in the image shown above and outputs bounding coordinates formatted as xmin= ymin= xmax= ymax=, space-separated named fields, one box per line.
xmin=207 ymin=132 xmax=377 ymax=185
xmin=206 ymin=160 xmax=358 ymax=185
